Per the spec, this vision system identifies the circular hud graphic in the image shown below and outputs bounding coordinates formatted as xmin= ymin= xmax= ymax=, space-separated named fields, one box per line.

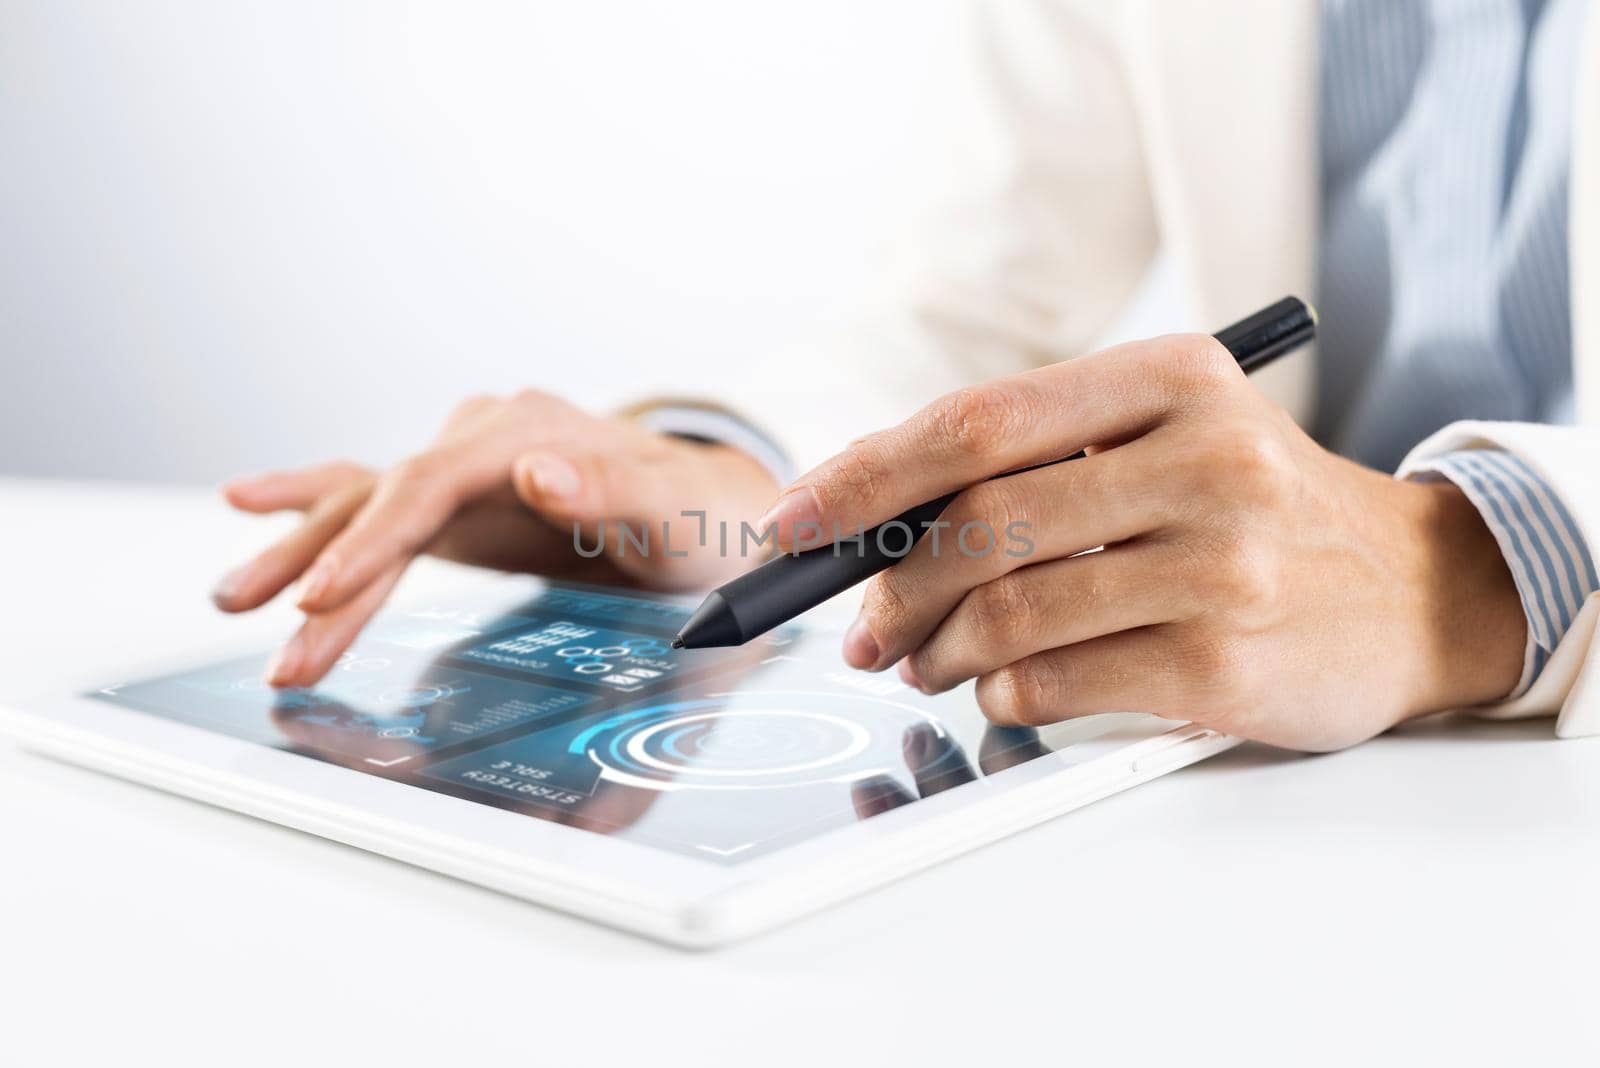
xmin=555 ymin=637 xmax=672 ymax=675
xmin=569 ymin=691 xmax=957 ymax=792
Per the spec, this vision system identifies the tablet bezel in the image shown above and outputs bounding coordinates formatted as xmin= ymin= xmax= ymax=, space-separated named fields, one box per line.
xmin=0 ymin=592 xmax=1239 ymax=946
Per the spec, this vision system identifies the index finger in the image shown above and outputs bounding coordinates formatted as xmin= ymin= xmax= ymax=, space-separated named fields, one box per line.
xmin=221 ymin=461 xmax=371 ymax=514
xmin=293 ymin=444 xmax=494 ymax=613
xmin=296 ymin=394 xmax=589 ymax=613
xmin=759 ymin=333 xmax=1236 ymax=547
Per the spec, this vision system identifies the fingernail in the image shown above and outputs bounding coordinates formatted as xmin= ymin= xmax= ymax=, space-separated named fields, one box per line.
xmin=524 ymin=453 xmax=581 ymax=500
xmin=757 ymin=486 xmax=822 ymax=544
xmin=211 ymin=565 xmax=251 ymax=607
xmin=843 ymin=615 xmax=881 ymax=669
xmin=265 ymin=634 xmax=305 ymax=688
xmin=297 ymin=558 xmax=336 ymax=609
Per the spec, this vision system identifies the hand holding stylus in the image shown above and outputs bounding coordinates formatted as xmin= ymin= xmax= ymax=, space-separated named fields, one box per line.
xmin=761 ymin=332 xmax=1528 ymax=751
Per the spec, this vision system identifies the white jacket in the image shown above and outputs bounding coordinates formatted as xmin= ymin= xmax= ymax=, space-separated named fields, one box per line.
xmin=716 ymin=0 xmax=1600 ymax=735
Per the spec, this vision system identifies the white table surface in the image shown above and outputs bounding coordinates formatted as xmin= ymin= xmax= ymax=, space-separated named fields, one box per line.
xmin=3 ymin=477 xmax=1597 ymax=1066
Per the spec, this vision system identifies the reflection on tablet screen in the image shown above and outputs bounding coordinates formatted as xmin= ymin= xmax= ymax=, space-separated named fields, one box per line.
xmin=94 ymin=583 xmax=1132 ymax=863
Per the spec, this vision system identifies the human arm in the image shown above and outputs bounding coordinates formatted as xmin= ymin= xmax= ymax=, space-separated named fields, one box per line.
xmin=1397 ymin=423 xmax=1600 ymax=738
xmin=758 ymin=334 xmax=1532 ymax=751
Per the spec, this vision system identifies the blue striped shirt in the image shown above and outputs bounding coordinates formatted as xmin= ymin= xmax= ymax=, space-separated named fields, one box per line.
xmin=1419 ymin=450 xmax=1600 ymax=689
xmin=1317 ymin=0 xmax=1596 ymax=694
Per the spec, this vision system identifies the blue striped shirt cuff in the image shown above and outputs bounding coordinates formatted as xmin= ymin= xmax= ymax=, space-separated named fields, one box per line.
xmin=1413 ymin=449 xmax=1600 ymax=696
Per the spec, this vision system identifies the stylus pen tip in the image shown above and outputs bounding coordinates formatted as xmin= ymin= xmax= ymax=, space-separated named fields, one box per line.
xmin=670 ymin=635 xmax=685 ymax=649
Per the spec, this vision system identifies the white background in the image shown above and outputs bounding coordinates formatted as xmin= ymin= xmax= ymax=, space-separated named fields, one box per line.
xmin=0 ymin=0 xmax=994 ymax=482
xmin=0 ymin=0 xmax=1178 ymax=485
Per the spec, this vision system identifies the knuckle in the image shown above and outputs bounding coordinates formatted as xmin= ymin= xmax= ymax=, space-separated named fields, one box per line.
xmin=1172 ymin=422 xmax=1299 ymax=525
xmin=949 ymin=482 xmax=1032 ymax=563
xmin=967 ymin=574 xmax=1040 ymax=639
xmin=847 ymin=426 xmax=891 ymax=451
xmin=951 ymin=477 xmax=1024 ymax=533
xmin=1190 ymin=521 xmax=1273 ymax=613
xmin=510 ymin=387 xmax=556 ymax=408
xmin=979 ymin=660 xmax=1059 ymax=727
xmin=1187 ymin=335 xmax=1239 ymax=379
xmin=1198 ymin=528 xmax=1279 ymax=612
xmin=819 ymin=445 xmax=892 ymax=513
xmin=1220 ymin=422 xmax=1299 ymax=505
xmin=449 ymin=393 xmax=498 ymax=420
xmin=926 ymin=385 xmax=1020 ymax=458
xmin=1161 ymin=335 xmax=1239 ymax=397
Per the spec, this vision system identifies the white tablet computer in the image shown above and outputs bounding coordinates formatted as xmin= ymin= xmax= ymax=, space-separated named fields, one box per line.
xmin=0 ymin=578 xmax=1238 ymax=946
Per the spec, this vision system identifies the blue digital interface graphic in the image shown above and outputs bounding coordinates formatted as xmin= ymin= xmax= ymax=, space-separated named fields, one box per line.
xmin=458 ymin=620 xmax=679 ymax=693
xmin=107 ymin=647 xmax=597 ymax=769
xmin=93 ymin=583 xmax=1089 ymax=864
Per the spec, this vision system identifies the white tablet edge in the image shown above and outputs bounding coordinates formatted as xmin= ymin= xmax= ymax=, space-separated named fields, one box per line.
xmin=0 ymin=688 xmax=1239 ymax=946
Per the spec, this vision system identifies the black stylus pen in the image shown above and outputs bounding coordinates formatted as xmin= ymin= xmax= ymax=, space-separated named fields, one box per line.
xmin=672 ymin=295 xmax=1318 ymax=650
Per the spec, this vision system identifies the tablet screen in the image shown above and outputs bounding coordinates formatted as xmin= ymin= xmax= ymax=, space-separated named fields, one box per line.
xmin=92 ymin=583 xmax=1152 ymax=864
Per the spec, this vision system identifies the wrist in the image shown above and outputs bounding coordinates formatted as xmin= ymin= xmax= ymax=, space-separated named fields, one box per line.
xmin=1403 ymin=478 xmax=1526 ymax=714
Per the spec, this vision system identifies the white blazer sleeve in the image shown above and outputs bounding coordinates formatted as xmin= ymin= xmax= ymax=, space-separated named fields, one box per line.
xmin=705 ymin=0 xmax=1160 ymax=474
xmin=1397 ymin=421 xmax=1600 ymax=738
